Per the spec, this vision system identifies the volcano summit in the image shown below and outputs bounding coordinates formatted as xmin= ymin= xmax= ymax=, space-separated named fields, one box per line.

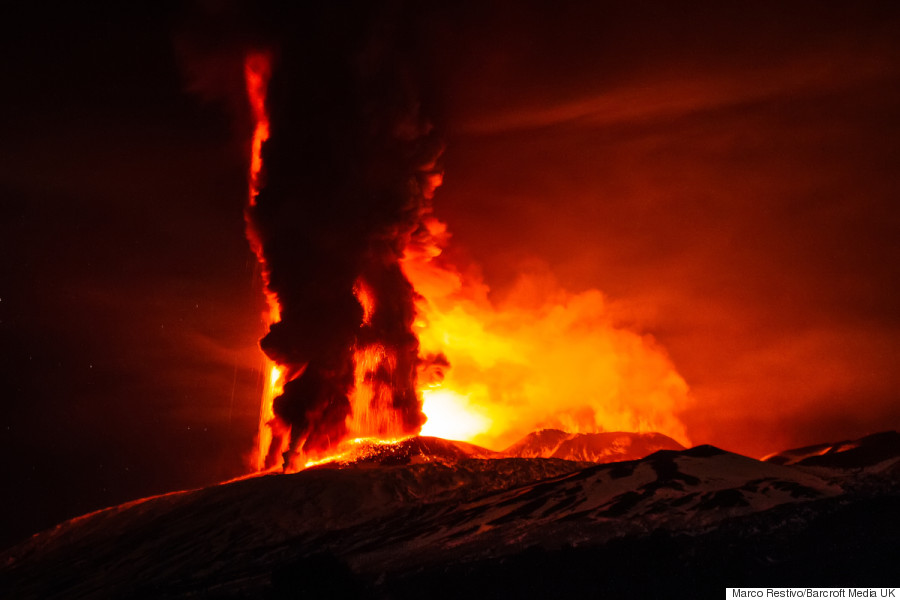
xmin=3 ymin=430 xmax=898 ymax=598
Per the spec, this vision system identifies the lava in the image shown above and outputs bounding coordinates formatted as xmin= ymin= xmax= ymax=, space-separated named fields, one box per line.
xmin=241 ymin=9 xmax=691 ymax=473
xmin=242 ymin=51 xmax=286 ymax=471
xmin=241 ymin=7 xmax=441 ymax=471
xmin=347 ymin=344 xmax=405 ymax=441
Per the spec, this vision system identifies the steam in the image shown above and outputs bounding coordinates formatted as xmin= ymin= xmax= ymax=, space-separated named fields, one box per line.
xmin=244 ymin=4 xmax=442 ymax=465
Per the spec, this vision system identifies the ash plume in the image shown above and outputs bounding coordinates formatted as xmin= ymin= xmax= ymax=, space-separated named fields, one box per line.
xmin=245 ymin=3 xmax=443 ymax=461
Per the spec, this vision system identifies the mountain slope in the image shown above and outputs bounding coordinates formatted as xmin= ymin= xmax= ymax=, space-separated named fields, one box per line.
xmin=503 ymin=429 xmax=685 ymax=462
xmin=4 ymin=438 xmax=880 ymax=599
xmin=341 ymin=445 xmax=843 ymax=575
xmin=763 ymin=430 xmax=900 ymax=469
xmin=1 ymin=456 xmax=583 ymax=598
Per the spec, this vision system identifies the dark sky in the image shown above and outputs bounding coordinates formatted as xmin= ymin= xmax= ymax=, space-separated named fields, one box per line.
xmin=2 ymin=1 xmax=899 ymax=548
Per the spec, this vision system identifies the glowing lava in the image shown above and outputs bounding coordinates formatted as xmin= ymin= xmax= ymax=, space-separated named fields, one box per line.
xmin=345 ymin=279 xmax=407 ymax=440
xmin=243 ymin=51 xmax=286 ymax=471
xmin=242 ymin=46 xmax=433 ymax=471
xmin=242 ymin=42 xmax=691 ymax=472
xmin=347 ymin=343 xmax=405 ymax=440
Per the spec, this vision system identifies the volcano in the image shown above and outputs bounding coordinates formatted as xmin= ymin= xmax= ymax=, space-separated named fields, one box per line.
xmin=503 ymin=429 xmax=685 ymax=462
xmin=3 ymin=430 xmax=898 ymax=598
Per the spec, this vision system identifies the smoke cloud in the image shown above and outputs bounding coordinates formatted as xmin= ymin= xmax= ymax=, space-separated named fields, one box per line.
xmin=244 ymin=3 xmax=443 ymax=462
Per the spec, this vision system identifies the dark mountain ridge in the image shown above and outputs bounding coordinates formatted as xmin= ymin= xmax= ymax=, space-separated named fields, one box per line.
xmin=3 ymin=431 xmax=898 ymax=598
xmin=764 ymin=430 xmax=900 ymax=469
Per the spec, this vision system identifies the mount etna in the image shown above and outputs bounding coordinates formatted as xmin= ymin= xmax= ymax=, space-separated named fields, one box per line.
xmin=3 ymin=430 xmax=897 ymax=598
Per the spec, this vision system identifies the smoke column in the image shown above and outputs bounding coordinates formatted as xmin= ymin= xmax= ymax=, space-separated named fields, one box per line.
xmin=244 ymin=4 xmax=443 ymax=468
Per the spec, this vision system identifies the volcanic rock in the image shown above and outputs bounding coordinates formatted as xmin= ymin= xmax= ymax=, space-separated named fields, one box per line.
xmin=312 ymin=435 xmax=499 ymax=467
xmin=6 ymin=435 xmax=897 ymax=598
xmin=503 ymin=429 xmax=684 ymax=462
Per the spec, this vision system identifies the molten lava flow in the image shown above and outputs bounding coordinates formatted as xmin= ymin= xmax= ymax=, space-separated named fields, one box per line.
xmin=402 ymin=217 xmax=692 ymax=451
xmin=343 ymin=281 xmax=410 ymax=443
xmin=346 ymin=279 xmax=405 ymax=436
xmin=347 ymin=344 xmax=404 ymax=439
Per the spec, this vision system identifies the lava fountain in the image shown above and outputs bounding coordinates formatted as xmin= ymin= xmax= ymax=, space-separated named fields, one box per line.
xmin=242 ymin=15 xmax=442 ymax=471
xmin=243 ymin=51 xmax=285 ymax=471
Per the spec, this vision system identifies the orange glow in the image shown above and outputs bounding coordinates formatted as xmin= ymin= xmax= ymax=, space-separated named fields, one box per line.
xmin=255 ymin=364 xmax=287 ymax=471
xmin=420 ymin=388 xmax=492 ymax=441
xmin=243 ymin=51 xmax=285 ymax=471
xmin=244 ymin=51 xmax=270 ymax=208
xmin=243 ymin=49 xmax=418 ymax=471
xmin=301 ymin=436 xmax=412 ymax=469
xmin=353 ymin=278 xmax=376 ymax=326
xmin=346 ymin=343 xmax=405 ymax=439
xmin=341 ymin=280 xmax=410 ymax=442
xmin=242 ymin=49 xmax=690 ymax=471
xmin=404 ymin=217 xmax=692 ymax=452
xmin=269 ymin=364 xmax=282 ymax=388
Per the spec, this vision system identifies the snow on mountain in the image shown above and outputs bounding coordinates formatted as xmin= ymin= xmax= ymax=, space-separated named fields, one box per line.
xmin=3 ymin=438 xmax=864 ymax=599
xmin=502 ymin=429 xmax=685 ymax=462
xmin=1 ymin=452 xmax=585 ymax=598
xmin=345 ymin=445 xmax=844 ymax=575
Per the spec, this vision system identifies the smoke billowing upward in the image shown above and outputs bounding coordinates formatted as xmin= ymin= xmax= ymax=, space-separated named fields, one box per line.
xmin=245 ymin=3 xmax=443 ymax=465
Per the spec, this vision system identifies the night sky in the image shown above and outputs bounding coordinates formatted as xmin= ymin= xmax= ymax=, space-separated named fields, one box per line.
xmin=2 ymin=1 xmax=899 ymax=548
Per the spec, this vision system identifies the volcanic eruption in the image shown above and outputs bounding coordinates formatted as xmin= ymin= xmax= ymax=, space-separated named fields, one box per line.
xmin=241 ymin=2 xmax=694 ymax=472
xmin=5 ymin=4 xmax=900 ymax=597
xmin=244 ymin=5 xmax=443 ymax=471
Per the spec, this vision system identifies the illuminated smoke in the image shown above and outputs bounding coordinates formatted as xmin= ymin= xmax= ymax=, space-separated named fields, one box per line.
xmin=403 ymin=219 xmax=692 ymax=450
xmin=222 ymin=2 xmax=691 ymax=468
xmin=244 ymin=4 xmax=442 ymax=468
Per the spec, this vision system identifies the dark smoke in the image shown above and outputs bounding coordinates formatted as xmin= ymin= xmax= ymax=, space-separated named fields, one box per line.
xmin=246 ymin=3 xmax=443 ymax=463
